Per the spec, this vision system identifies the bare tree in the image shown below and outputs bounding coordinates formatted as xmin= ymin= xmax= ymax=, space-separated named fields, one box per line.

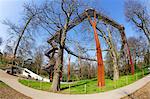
xmin=144 ymin=49 xmax=150 ymax=66
xmin=105 ymin=52 xmax=113 ymax=80
xmin=4 ymin=16 xmax=33 ymax=59
xmin=96 ymin=24 xmax=120 ymax=80
xmin=128 ymin=36 xmax=148 ymax=69
xmin=26 ymin=0 xmax=132 ymax=91
xmin=29 ymin=0 xmax=82 ymax=91
xmin=50 ymin=0 xmax=80 ymax=92
xmin=74 ymin=42 xmax=88 ymax=80
xmin=3 ymin=2 xmax=43 ymax=60
xmin=34 ymin=47 xmax=44 ymax=75
xmin=125 ymin=0 xmax=150 ymax=45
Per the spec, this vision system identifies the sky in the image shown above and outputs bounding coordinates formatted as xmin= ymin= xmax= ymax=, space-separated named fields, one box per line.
xmin=0 ymin=0 xmax=25 ymax=51
xmin=0 ymin=0 xmax=149 ymax=61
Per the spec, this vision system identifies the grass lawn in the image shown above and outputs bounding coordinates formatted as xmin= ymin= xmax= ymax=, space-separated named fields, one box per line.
xmin=19 ymin=68 xmax=150 ymax=94
xmin=0 ymin=81 xmax=31 ymax=99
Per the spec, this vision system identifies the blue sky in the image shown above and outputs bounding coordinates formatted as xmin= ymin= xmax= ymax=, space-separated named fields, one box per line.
xmin=0 ymin=0 xmax=149 ymax=54
xmin=0 ymin=0 xmax=25 ymax=51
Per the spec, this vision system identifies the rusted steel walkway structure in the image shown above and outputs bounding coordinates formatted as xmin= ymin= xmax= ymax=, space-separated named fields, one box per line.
xmin=45 ymin=8 xmax=134 ymax=87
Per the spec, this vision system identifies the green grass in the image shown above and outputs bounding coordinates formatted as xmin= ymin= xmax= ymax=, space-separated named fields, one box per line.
xmin=19 ymin=68 xmax=150 ymax=94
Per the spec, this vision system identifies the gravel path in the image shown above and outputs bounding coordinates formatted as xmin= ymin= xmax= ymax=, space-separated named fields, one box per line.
xmin=0 ymin=69 xmax=150 ymax=99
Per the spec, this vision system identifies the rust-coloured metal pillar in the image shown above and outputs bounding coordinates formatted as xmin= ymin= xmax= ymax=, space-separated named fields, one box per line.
xmin=126 ymin=43 xmax=134 ymax=75
xmin=120 ymin=30 xmax=134 ymax=75
xmin=67 ymin=54 xmax=71 ymax=82
xmin=86 ymin=11 xmax=105 ymax=87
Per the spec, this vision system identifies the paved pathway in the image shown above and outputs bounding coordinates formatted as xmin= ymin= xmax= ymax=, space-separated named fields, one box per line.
xmin=0 ymin=69 xmax=150 ymax=99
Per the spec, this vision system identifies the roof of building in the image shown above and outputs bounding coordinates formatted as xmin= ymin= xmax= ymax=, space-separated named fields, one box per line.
xmin=0 ymin=52 xmax=3 ymax=55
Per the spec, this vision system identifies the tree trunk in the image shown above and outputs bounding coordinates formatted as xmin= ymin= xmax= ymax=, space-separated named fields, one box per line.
xmin=78 ymin=57 xmax=82 ymax=79
xmin=144 ymin=32 xmax=150 ymax=45
xmin=112 ymin=54 xmax=119 ymax=80
xmin=107 ymin=28 xmax=119 ymax=81
xmin=13 ymin=16 xmax=33 ymax=58
xmin=67 ymin=54 xmax=71 ymax=82
xmin=51 ymin=26 xmax=67 ymax=91
xmin=51 ymin=48 xmax=63 ymax=92
xmin=140 ymin=26 xmax=150 ymax=46
xmin=36 ymin=66 xmax=39 ymax=74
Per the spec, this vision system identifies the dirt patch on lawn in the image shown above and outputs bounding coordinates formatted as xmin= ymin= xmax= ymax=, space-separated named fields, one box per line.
xmin=0 ymin=81 xmax=31 ymax=99
xmin=122 ymin=82 xmax=150 ymax=99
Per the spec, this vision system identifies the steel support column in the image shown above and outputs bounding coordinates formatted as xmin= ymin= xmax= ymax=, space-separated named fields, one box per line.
xmin=67 ymin=54 xmax=71 ymax=82
xmin=126 ymin=43 xmax=134 ymax=75
xmin=86 ymin=11 xmax=105 ymax=87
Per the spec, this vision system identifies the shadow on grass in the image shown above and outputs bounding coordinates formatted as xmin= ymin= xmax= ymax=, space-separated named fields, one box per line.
xmin=60 ymin=79 xmax=96 ymax=90
xmin=60 ymin=82 xmax=87 ymax=90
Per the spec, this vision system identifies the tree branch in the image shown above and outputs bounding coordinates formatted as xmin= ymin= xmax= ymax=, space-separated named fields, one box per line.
xmin=45 ymin=45 xmax=96 ymax=61
xmin=64 ymin=45 xmax=96 ymax=61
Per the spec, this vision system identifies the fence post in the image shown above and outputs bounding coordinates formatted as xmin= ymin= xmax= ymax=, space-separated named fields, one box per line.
xmin=40 ymin=81 xmax=42 ymax=89
xmin=126 ymin=76 xmax=128 ymax=85
xmin=28 ymin=79 xmax=30 ymax=87
xmin=135 ymin=73 xmax=138 ymax=80
xmin=84 ymin=84 xmax=87 ymax=94
xmin=113 ymin=80 xmax=116 ymax=88
xmin=143 ymin=69 xmax=144 ymax=76
xmin=116 ymin=80 xmax=118 ymax=88
xmin=69 ymin=84 xmax=71 ymax=94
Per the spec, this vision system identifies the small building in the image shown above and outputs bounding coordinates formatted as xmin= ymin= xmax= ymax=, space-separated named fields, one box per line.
xmin=0 ymin=52 xmax=2 ymax=56
xmin=5 ymin=66 xmax=50 ymax=82
xmin=0 ymin=52 xmax=3 ymax=61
